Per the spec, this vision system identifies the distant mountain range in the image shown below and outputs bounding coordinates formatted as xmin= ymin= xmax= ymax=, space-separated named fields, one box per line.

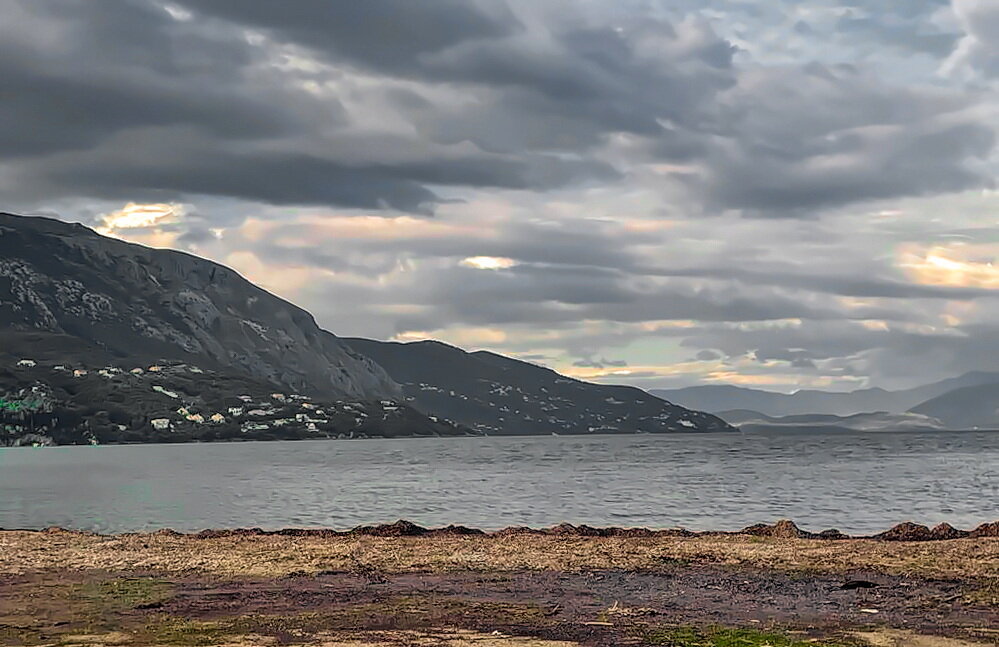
xmin=655 ymin=372 xmax=999 ymax=431
xmin=715 ymin=409 xmax=946 ymax=433
xmin=909 ymin=383 xmax=999 ymax=430
xmin=0 ymin=212 xmax=731 ymax=445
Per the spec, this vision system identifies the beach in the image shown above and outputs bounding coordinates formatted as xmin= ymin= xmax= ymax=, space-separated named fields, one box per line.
xmin=2 ymin=521 xmax=997 ymax=647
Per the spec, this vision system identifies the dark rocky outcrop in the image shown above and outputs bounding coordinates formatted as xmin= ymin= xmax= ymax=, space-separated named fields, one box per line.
xmin=930 ymin=523 xmax=970 ymax=540
xmin=969 ymin=521 xmax=999 ymax=538
xmin=874 ymin=522 xmax=937 ymax=541
xmin=741 ymin=519 xmax=812 ymax=539
xmin=27 ymin=518 xmax=999 ymax=541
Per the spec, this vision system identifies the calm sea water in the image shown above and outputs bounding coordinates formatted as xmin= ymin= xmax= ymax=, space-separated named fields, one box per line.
xmin=1 ymin=431 xmax=996 ymax=535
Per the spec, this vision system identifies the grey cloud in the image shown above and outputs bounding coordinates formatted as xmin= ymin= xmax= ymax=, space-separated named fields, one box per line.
xmin=572 ymin=357 xmax=629 ymax=368
xmin=643 ymin=264 xmax=999 ymax=300
xmin=947 ymin=0 xmax=999 ymax=76
xmin=0 ymin=0 xmax=609 ymax=214
xmin=2 ymin=0 xmax=994 ymax=220
xmin=835 ymin=15 xmax=958 ymax=56
xmin=20 ymin=132 xmax=441 ymax=213
xmin=312 ymin=262 xmax=855 ymax=333
xmin=689 ymin=64 xmax=995 ymax=216
xmin=0 ymin=2 xmax=298 ymax=160
xmin=175 ymin=0 xmax=521 ymax=75
xmin=753 ymin=348 xmax=822 ymax=369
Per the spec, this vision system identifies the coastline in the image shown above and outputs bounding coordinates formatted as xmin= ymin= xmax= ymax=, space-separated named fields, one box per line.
xmin=6 ymin=517 xmax=999 ymax=542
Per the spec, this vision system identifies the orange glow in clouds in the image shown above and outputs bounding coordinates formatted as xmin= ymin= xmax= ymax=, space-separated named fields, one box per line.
xmin=898 ymin=244 xmax=999 ymax=289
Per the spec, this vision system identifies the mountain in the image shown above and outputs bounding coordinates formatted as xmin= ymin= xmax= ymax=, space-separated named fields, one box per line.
xmin=717 ymin=409 xmax=946 ymax=433
xmin=653 ymin=371 xmax=999 ymax=418
xmin=1 ymin=212 xmax=731 ymax=444
xmin=908 ymin=383 xmax=999 ymax=430
xmin=343 ymin=338 xmax=733 ymax=435
xmin=0 ymin=212 xmax=469 ymax=444
xmin=0 ymin=212 xmax=398 ymax=400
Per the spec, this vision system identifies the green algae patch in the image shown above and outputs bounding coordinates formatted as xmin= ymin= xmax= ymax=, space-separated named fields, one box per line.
xmin=642 ymin=626 xmax=846 ymax=647
xmin=78 ymin=577 xmax=174 ymax=611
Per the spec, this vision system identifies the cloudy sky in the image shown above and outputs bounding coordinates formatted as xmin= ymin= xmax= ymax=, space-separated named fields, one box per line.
xmin=4 ymin=0 xmax=999 ymax=392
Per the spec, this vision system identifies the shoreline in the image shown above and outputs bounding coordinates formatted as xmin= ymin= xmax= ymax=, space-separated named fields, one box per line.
xmin=6 ymin=518 xmax=999 ymax=542
xmin=5 ymin=425 xmax=999 ymax=449
xmin=2 ymin=524 xmax=997 ymax=646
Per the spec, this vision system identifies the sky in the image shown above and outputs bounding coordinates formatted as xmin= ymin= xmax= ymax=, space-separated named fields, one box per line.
xmin=4 ymin=0 xmax=999 ymax=393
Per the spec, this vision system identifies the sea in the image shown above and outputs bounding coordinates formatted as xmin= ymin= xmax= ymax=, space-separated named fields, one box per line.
xmin=1 ymin=430 xmax=996 ymax=535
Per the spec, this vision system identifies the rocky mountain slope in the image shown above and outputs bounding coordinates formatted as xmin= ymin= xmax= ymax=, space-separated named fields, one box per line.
xmin=344 ymin=339 xmax=733 ymax=435
xmin=0 ymin=212 xmax=398 ymax=400
xmin=653 ymin=371 xmax=999 ymax=418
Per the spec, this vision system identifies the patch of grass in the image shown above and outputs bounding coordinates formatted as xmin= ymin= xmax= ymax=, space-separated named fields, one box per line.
xmin=642 ymin=626 xmax=843 ymax=647
xmin=78 ymin=577 xmax=174 ymax=611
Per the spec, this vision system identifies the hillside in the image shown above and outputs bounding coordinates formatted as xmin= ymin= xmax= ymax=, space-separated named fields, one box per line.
xmin=0 ymin=349 xmax=465 ymax=446
xmin=344 ymin=338 xmax=733 ymax=435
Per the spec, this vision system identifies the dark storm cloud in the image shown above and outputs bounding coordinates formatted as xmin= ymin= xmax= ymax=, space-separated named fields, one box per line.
xmin=181 ymin=0 xmax=735 ymax=141
xmin=0 ymin=0 xmax=613 ymax=213
xmin=690 ymin=64 xmax=996 ymax=216
xmin=17 ymin=127 xmax=616 ymax=212
xmin=1 ymin=0 xmax=994 ymax=217
xmin=0 ymin=1 xmax=293 ymax=159
xmin=174 ymin=0 xmax=521 ymax=74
